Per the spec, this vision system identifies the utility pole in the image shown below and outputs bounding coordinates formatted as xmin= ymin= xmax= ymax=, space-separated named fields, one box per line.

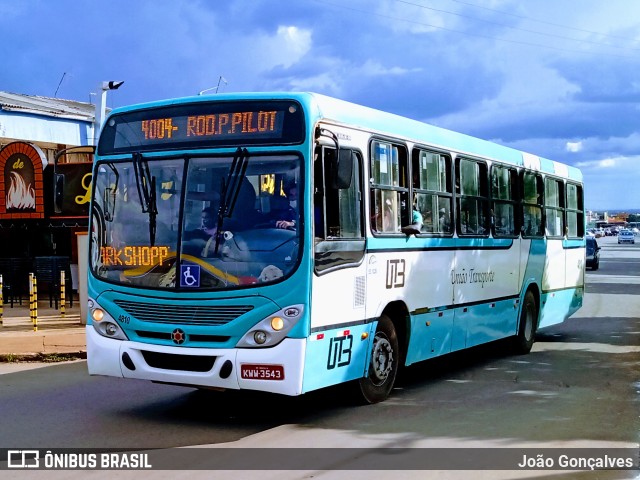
xmin=93 ymin=81 xmax=124 ymax=145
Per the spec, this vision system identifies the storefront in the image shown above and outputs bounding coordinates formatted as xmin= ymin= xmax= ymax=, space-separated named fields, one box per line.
xmin=0 ymin=91 xmax=95 ymax=300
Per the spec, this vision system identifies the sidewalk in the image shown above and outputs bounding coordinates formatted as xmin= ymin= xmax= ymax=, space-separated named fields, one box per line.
xmin=0 ymin=299 xmax=86 ymax=358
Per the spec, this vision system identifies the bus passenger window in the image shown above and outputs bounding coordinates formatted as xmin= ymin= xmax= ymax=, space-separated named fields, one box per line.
xmin=370 ymin=140 xmax=408 ymax=234
xmin=544 ymin=177 xmax=564 ymax=237
xmin=411 ymin=149 xmax=452 ymax=235
xmin=456 ymin=158 xmax=489 ymax=236
xmin=491 ymin=165 xmax=518 ymax=237
xmin=522 ymin=171 xmax=544 ymax=237
xmin=566 ymin=183 xmax=584 ymax=238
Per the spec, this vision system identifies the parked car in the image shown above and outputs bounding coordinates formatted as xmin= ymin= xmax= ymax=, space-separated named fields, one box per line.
xmin=586 ymin=236 xmax=600 ymax=270
xmin=618 ymin=230 xmax=635 ymax=244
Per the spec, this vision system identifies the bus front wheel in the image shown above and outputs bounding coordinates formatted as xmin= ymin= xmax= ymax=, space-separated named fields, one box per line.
xmin=513 ymin=291 xmax=538 ymax=354
xmin=357 ymin=314 xmax=399 ymax=404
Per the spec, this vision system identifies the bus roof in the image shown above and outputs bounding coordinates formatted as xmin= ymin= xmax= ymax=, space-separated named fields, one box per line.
xmin=107 ymin=91 xmax=582 ymax=182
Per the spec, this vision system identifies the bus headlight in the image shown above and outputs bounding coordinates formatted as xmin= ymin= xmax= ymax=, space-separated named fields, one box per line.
xmin=270 ymin=317 xmax=284 ymax=331
xmin=92 ymin=308 xmax=105 ymax=322
xmin=89 ymin=297 xmax=129 ymax=341
xmin=236 ymin=304 xmax=304 ymax=348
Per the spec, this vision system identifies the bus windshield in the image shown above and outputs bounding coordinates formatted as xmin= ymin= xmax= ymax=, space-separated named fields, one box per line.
xmin=90 ymin=153 xmax=301 ymax=290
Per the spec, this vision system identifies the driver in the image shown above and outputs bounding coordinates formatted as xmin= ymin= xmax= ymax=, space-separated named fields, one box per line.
xmin=274 ymin=185 xmax=298 ymax=230
xmin=200 ymin=206 xmax=218 ymax=237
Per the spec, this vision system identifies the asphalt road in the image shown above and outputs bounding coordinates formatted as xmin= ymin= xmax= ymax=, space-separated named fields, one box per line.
xmin=0 ymin=234 xmax=638 ymax=479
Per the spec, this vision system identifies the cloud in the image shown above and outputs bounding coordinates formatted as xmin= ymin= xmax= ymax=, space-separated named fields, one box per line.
xmin=575 ymin=158 xmax=618 ymax=169
xmin=566 ymin=141 xmax=583 ymax=152
xmin=2 ymin=0 xmax=640 ymax=210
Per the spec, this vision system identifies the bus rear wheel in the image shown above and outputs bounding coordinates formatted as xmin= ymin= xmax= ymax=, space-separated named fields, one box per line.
xmin=357 ymin=314 xmax=399 ymax=404
xmin=513 ymin=291 xmax=537 ymax=354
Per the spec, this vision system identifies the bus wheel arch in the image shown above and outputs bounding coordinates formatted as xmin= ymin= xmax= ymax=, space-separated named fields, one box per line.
xmin=514 ymin=286 xmax=539 ymax=354
xmin=355 ymin=302 xmax=407 ymax=404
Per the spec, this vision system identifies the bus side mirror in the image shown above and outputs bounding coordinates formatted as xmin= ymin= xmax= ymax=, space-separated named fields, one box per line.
xmin=54 ymin=173 xmax=65 ymax=213
xmin=332 ymin=148 xmax=353 ymax=189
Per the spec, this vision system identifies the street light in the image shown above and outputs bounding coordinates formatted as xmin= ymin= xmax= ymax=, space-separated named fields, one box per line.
xmin=93 ymin=80 xmax=124 ymax=145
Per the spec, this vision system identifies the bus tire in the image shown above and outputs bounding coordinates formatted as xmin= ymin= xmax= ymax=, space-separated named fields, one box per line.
xmin=513 ymin=290 xmax=537 ymax=354
xmin=357 ymin=314 xmax=399 ymax=404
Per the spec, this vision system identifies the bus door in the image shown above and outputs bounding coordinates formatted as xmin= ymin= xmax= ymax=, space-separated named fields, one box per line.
xmin=305 ymin=145 xmax=368 ymax=393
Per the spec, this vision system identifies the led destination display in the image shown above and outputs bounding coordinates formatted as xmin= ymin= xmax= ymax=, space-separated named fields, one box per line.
xmin=140 ymin=110 xmax=280 ymax=141
xmin=98 ymin=100 xmax=305 ymax=154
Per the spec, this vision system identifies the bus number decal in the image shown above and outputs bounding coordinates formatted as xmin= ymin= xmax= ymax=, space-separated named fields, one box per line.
xmin=327 ymin=335 xmax=353 ymax=369
xmin=386 ymin=259 xmax=405 ymax=289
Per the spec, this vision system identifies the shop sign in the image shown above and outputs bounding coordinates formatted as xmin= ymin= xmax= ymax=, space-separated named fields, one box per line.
xmin=0 ymin=142 xmax=46 ymax=219
xmin=50 ymin=162 xmax=93 ymax=218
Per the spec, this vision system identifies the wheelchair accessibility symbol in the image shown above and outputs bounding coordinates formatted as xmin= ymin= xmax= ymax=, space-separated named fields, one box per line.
xmin=180 ymin=265 xmax=201 ymax=288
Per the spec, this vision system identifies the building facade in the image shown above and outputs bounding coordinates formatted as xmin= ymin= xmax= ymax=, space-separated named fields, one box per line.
xmin=0 ymin=91 xmax=96 ymax=298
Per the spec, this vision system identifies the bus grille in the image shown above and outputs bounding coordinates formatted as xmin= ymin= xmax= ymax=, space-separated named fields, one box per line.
xmin=141 ymin=351 xmax=216 ymax=372
xmin=114 ymin=300 xmax=253 ymax=326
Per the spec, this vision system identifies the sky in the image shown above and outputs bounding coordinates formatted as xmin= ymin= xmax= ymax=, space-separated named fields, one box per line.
xmin=1 ymin=0 xmax=639 ymax=211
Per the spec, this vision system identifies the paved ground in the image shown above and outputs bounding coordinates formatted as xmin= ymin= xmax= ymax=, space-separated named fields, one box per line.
xmin=0 ymin=299 xmax=85 ymax=360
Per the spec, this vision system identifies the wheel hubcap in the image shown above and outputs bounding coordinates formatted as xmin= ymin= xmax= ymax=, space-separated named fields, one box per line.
xmin=370 ymin=333 xmax=394 ymax=385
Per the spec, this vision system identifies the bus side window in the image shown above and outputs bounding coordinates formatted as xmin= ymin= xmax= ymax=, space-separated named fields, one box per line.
xmin=411 ymin=149 xmax=453 ymax=235
xmin=491 ymin=165 xmax=518 ymax=237
xmin=370 ymin=140 xmax=408 ymax=234
xmin=544 ymin=177 xmax=564 ymax=237
xmin=456 ymin=158 xmax=489 ymax=236
xmin=566 ymin=183 xmax=584 ymax=238
xmin=522 ymin=171 xmax=544 ymax=237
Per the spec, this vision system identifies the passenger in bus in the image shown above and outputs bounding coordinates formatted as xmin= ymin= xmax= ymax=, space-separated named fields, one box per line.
xmin=200 ymin=206 xmax=218 ymax=237
xmin=273 ymin=185 xmax=298 ymax=230
xmin=181 ymin=205 xmax=220 ymax=257
xmin=183 ymin=206 xmax=218 ymax=241
xmin=382 ymin=198 xmax=396 ymax=232
xmin=401 ymin=196 xmax=423 ymax=235
xmin=439 ymin=208 xmax=450 ymax=232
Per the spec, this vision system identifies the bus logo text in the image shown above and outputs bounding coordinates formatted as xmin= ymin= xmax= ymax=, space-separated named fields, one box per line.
xmin=327 ymin=335 xmax=353 ymax=369
xmin=450 ymin=268 xmax=496 ymax=288
xmin=386 ymin=259 xmax=405 ymax=289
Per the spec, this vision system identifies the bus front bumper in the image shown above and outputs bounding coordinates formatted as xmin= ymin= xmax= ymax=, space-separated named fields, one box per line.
xmin=86 ymin=326 xmax=306 ymax=396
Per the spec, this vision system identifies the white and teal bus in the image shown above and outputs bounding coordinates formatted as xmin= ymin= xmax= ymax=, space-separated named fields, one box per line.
xmin=86 ymin=92 xmax=584 ymax=403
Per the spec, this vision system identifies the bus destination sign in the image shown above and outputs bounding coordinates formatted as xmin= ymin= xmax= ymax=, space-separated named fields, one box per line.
xmin=140 ymin=110 xmax=282 ymax=142
xmin=99 ymin=100 xmax=305 ymax=154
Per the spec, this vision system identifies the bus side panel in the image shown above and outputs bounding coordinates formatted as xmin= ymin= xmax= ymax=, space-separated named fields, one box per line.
xmin=364 ymin=244 xmax=456 ymax=365
xmin=405 ymin=311 xmax=454 ymax=365
xmin=543 ymin=239 xmax=566 ymax=291
xmin=309 ymin=264 xmax=368 ymax=332
xmin=452 ymin=239 xmax=521 ymax=348
xmin=463 ymin=297 xmax=521 ymax=349
xmin=539 ymin=239 xmax=584 ymax=329
xmin=564 ymin=240 xmax=585 ymax=289
xmin=307 ymin=264 xmax=371 ymax=392
xmin=539 ymin=288 xmax=582 ymax=329
xmin=302 ymin=322 xmax=374 ymax=393
xmin=520 ymin=237 xmax=546 ymax=298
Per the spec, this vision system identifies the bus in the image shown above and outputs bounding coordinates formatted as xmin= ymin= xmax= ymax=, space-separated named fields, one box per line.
xmin=86 ymin=92 xmax=585 ymax=403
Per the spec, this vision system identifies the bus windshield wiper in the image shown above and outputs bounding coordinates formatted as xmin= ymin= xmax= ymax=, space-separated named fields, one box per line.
xmin=215 ymin=147 xmax=249 ymax=254
xmin=132 ymin=152 xmax=158 ymax=246
xmin=103 ymin=163 xmax=119 ymax=222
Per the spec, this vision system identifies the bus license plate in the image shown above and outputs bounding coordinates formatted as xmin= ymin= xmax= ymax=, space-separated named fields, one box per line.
xmin=240 ymin=364 xmax=285 ymax=381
